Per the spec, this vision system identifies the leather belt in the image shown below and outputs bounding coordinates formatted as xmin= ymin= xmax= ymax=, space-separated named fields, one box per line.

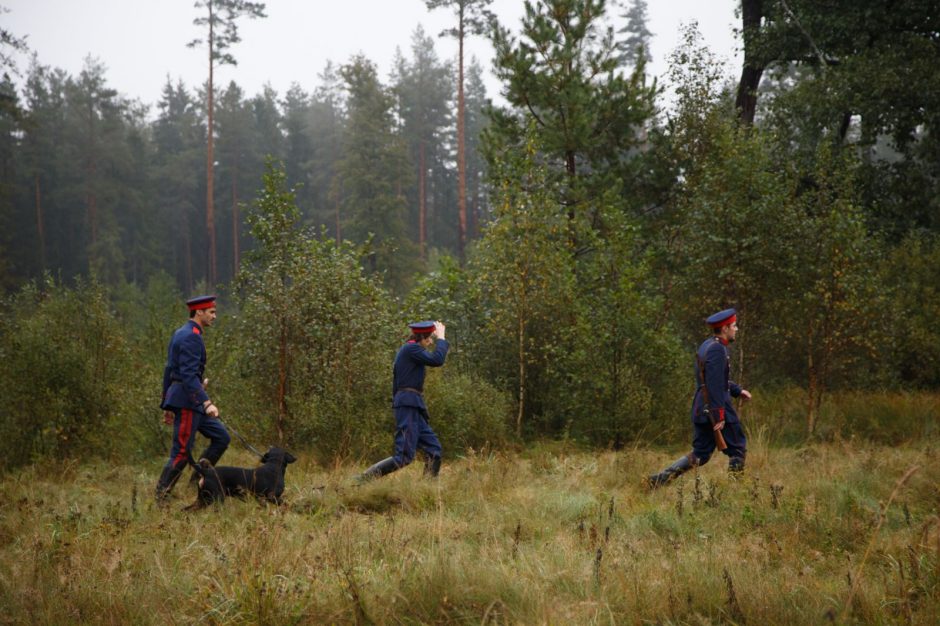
xmin=396 ymin=387 xmax=423 ymax=395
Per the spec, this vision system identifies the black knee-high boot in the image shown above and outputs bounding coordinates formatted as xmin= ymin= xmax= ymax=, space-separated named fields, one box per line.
xmin=728 ymin=454 xmax=745 ymax=476
xmin=356 ymin=457 xmax=400 ymax=483
xmin=155 ymin=463 xmax=185 ymax=501
xmin=423 ymin=455 xmax=441 ymax=478
xmin=646 ymin=455 xmax=696 ymax=489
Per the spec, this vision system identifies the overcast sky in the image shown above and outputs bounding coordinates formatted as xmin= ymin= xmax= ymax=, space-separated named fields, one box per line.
xmin=4 ymin=0 xmax=741 ymax=113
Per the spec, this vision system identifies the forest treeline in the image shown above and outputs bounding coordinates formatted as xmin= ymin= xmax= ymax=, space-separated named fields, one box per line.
xmin=0 ymin=1 xmax=938 ymax=470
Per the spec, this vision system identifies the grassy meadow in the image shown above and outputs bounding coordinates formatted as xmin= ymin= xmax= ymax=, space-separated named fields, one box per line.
xmin=0 ymin=436 xmax=937 ymax=625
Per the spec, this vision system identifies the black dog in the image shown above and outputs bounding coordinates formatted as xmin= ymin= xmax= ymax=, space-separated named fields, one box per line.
xmin=190 ymin=447 xmax=296 ymax=508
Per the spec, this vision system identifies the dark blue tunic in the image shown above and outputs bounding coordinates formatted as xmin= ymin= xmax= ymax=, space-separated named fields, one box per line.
xmin=391 ymin=338 xmax=449 ymax=466
xmin=159 ymin=320 xmax=229 ymax=471
xmin=689 ymin=337 xmax=746 ymax=463
xmin=161 ymin=320 xmax=210 ymax=411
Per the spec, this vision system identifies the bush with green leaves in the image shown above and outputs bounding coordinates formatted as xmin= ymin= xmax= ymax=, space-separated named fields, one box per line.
xmin=421 ymin=366 xmax=511 ymax=454
xmin=422 ymin=127 xmax=687 ymax=446
xmin=0 ymin=276 xmax=144 ymax=469
xmin=217 ymin=162 xmax=399 ymax=463
xmin=883 ymin=232 xmax=940 ymax=388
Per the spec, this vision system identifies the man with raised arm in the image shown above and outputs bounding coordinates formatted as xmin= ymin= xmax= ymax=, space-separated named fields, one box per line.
xmin=357 ymin=320 xmax=449 ymax=482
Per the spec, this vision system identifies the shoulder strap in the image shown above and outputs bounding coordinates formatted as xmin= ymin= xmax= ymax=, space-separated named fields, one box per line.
xmin=697 ymin=340 xmax=722 ymax=409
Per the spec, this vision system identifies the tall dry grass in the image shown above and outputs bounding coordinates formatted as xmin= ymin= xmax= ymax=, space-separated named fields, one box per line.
xmin=0 ymin=441 xmax=937 ymax=624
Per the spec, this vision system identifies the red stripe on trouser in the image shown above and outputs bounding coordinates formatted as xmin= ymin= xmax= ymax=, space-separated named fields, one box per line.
xmin=173 ymin=408 xmax=193 ymax=465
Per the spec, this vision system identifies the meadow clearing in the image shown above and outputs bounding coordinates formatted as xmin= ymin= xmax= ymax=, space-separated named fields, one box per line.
xmin=0 ymin=434 xmax=937 ymax=625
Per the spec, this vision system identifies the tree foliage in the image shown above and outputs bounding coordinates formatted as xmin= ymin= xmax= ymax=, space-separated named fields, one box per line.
xmin=487 ymin=0 xmax=656 ymax=219
xmin=0 ymin=276 xmax=149 ymax=469
xmin=222 ymin=161 xmax=396 ymax=460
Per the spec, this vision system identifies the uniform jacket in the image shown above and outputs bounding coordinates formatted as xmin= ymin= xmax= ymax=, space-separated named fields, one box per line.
xmin=690 ymin=336 xmax=743 ymax=425
xmin=161 ymin=320 xmax=210 ymax=411
xmin=392 ymin=338 xmax=449 ymax=410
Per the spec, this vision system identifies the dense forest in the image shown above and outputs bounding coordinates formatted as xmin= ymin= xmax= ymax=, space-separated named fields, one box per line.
xmin=0 ymin=0 xmax=938 ymax=470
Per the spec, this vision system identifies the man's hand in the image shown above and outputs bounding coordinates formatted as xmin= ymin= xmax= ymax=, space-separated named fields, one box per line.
xmin=433 ymin=320 xmax=446 ymax=340
xmin=713 ymin=420 xmax=726 ymax=432
xmin=163 ymin=410 xmax=174 ymax=425
xmin=740 ymin=389 xmax=752 ymax=401
xmin=203 ymin=401 xmax=219 ymax=418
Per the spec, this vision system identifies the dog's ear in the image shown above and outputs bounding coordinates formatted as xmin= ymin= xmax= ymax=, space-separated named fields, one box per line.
xmin=285 ymin=452 xmax=297 ymax=464
xmin=262 ymin=446 xmax=280 ymax=463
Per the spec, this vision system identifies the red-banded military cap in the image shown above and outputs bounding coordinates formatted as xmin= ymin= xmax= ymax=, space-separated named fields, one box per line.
xmin=706 ymin=308 xmax=736 ymax=329
xmin=186 ymin=295 xmax=217 ymax=311
xmin=408 ymin=320 xmax=436 ymax=334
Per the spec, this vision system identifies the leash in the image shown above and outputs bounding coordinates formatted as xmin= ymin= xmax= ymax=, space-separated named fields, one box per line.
xmin=216 ymin=415 xmax=264 ymax=459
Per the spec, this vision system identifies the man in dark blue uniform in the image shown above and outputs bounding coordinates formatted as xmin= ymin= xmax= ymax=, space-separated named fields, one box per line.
xmin=357 ymin=320 xmax=449 ymax=482
xmin=647 ymin=308 xmax=752 ymax=488
xmin=154 ymin=295 xmax=231 ymax=502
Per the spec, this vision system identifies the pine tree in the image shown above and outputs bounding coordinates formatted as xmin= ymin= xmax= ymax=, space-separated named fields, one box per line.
xmin=463 ymin=57 xmax=489 ymax=237
xmin=63 ymin=58 xmax=131 ymax=284
xmin=425 ymin=0 xmax=494 ymax=263
xmin=152 ymin=78 xmax=204 ymax=291
xmin=213 ymin=81 xmax=254 ymax=281
xmin=187 ymin=0 xmax=266 ymax=286
xmin=307 ymin=62 xmax=345 ymax=239
xmin=281 ymin=83 xmax=313 ymax=214
xmin=393 ymin=26 xmax=453 ymax=259
xmin=487 ymin=0 xmax=656 ymax=235
xmin=336 ymin=56 xmax=417 ymax=292
xmin=617 ymin=0 xmax=653 ymax=68
xmin=0 ymin=72 xmax=19 ymax=290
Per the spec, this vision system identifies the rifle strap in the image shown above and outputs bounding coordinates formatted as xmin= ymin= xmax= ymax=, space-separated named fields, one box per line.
xmin=697 ymin=352 xmax=710 ymax=412
xmin=697 ymin=341 xmax=724 ymax=422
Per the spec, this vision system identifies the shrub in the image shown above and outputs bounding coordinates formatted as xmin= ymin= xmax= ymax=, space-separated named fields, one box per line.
xmin=217 ymin=163 xmax=397 ymax=463
xmin=423 ymin=366 xmax=512 ymax=454
xmin=0 ymin=276 xmax=139 ymax=469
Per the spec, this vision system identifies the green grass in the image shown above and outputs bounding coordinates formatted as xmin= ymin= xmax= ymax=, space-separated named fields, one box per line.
xmin=0 ymin=441 xmax=938 ymax=624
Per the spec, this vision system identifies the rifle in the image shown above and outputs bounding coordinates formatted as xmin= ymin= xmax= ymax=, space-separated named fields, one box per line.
xmin=697 ymin=351 xmax=728 ymax=451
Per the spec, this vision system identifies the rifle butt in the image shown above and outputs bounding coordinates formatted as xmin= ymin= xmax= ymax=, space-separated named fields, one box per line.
xmin=715 ymin=428 xmax=728 ymax=451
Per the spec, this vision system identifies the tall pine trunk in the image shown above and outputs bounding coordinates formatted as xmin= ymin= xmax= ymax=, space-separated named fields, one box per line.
xmin=419 ymin=142 xmax=427 ymax=260
xmin=205 ymin=8 xmax=218 ymax=286
xmin=334 ymin=175 xmax=342 ymax=243
xmin=85 ymin=102 xmax=98 ymax=249
xmin=34 ymin=173 xmax=45 ymax=271
xmin=232 ymin=160 xmax=239 ymax=277
xmin=457 ymin=7 xmax=468 ymax=263
xmin=185 ymin=222 xmax=194 ymax=293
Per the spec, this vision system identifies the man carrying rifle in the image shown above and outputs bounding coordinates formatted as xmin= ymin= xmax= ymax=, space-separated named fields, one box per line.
xmin=647 ymin=308 xmax=752 ymax=488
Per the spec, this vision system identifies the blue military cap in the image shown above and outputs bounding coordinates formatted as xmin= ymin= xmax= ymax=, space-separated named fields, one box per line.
xmin=186 ymin=295 xmax=217 ymax=311
xmin=706 ymin=308 xmax=736 ymax=329
xmin=408 ymin=320 xmax=436 ymax=335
